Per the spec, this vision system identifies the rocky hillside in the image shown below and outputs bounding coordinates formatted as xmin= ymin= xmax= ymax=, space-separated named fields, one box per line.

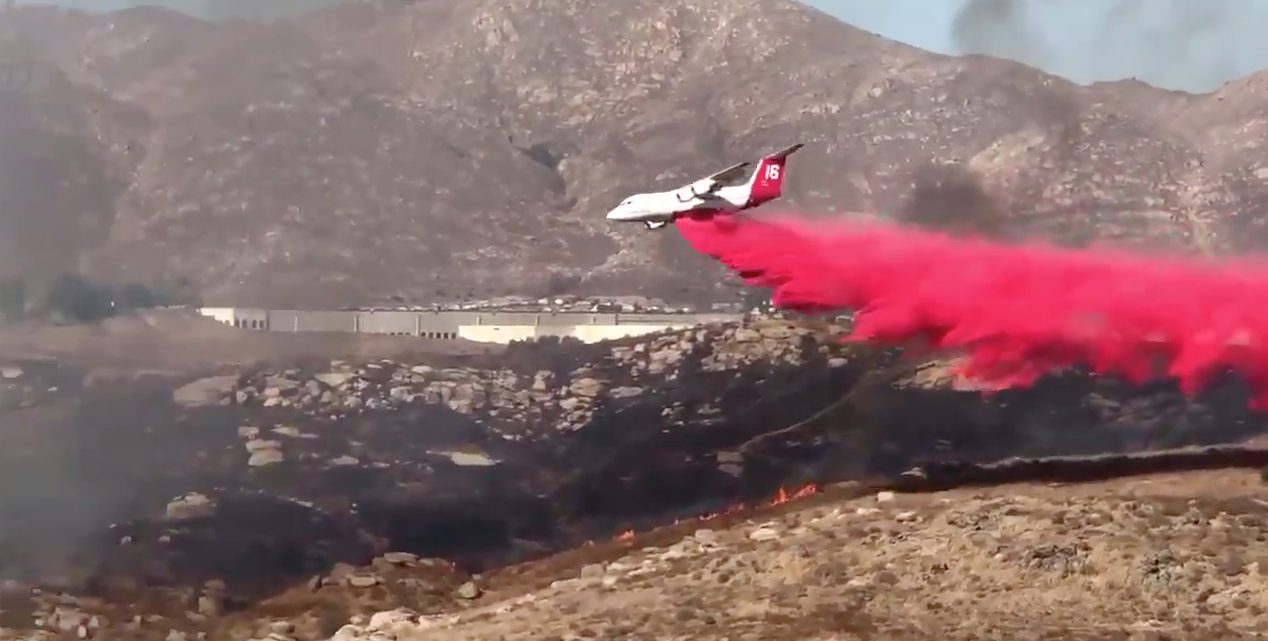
xmin=324 ymin=471 xmax=1268 ymax=641
xmin=1 ymin=0 xmax=1267 ymax=306
xmin=1 ymin=319 xmax=1266 ymax=639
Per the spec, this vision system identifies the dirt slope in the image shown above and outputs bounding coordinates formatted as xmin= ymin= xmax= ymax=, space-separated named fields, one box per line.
xmin=3 ymin=0 xmax=1268 ymax=305
xmin=328 ymin=470 xmax=1268 ymax=641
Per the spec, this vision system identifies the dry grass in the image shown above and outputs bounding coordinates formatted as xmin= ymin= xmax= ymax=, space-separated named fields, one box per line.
xmin=29 ymin=470 xmax=1268 ymax=641
xmin=361 ymin=470 xmax=1268 ymax=641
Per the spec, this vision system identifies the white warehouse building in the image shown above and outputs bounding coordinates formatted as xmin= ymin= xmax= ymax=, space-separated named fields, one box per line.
xmin=197 ymin=307 xmax=741 ymax=344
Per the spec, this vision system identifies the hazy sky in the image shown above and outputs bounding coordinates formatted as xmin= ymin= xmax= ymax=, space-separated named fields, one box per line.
xmin=809 ymin=0 xmax=1268 ymax=91
xmin=8 ymin=0 xmax=1267 ymax=92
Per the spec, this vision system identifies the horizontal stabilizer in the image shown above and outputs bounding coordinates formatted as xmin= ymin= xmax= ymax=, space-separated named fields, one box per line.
xmin=763 ymin=143 xmax=804 ymax=160
xmin=705 ymin=161 xmax=752 ymax=184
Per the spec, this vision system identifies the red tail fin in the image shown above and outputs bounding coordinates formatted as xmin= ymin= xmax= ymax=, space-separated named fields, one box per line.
xmin=745 ymin=143 xmax=803 ymax=207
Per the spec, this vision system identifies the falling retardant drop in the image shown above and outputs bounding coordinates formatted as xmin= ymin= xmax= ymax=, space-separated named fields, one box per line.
xmin=674 ymin=212 xmax=1268 ymax=407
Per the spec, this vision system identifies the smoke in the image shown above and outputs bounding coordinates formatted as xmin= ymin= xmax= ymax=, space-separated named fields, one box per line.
xmin=674 ymin=213 xmax=1268 ymax=407
xmin=893 ymin=163 xmax=1011 ymax=240
xmin=950 ymin=0 xmax=1257 ymax=92
xmin=950 ymin=0 xmax=1050 ymax=70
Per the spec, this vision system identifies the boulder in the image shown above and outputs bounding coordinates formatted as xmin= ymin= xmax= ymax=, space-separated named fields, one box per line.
xmin=171 ymin=376 xmax=238 ymax=408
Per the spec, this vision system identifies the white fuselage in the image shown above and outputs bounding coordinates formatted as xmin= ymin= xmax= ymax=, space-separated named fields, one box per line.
xmin=606 ymin=183 xmax=752 ymax=224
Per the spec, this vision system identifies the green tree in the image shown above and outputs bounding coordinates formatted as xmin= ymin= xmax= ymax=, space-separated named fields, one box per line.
xmin=0 ymin=277 xmax=24 ymax=321
xmin=545 ymin=272 xmax=581 ymax=297
xmin=738 ymin=285 xmax=772 ymax=313
xmin=116 ymin=283 xmax=159 ymax=311
xmin=46 ymin=274 xmax=113 ymax=323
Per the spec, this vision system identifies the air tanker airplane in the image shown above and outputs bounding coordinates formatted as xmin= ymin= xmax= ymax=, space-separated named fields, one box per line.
xmin=606 ymin=143 xmax=804 ymax=229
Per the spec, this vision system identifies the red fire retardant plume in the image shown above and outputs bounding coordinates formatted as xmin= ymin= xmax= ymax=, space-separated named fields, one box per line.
xmin=674 ymin=212 xmax=1268 ymax=407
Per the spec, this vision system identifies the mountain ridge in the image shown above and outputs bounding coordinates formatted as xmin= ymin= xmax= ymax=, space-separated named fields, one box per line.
xmin=1 ymin=0 xmax=1267 ymax=306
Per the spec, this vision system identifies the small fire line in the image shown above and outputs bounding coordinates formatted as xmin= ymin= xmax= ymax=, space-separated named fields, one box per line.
xmin=603 ymin=483 xmax=821 ymax=545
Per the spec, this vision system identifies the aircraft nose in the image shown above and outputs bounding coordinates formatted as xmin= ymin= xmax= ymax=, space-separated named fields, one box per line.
xmin=606 ymin=205 xmax=633 ymax=220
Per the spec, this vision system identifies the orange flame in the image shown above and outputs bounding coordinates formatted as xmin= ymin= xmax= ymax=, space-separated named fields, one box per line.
xmin=772 ymin=483 xmax=819 ymax=505
xmin=615 ymin=483 xmax=821 ymax=541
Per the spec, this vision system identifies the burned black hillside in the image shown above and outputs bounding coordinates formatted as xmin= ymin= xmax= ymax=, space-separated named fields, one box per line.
xmin=0 ymin=319 xmax=1266 ymax=615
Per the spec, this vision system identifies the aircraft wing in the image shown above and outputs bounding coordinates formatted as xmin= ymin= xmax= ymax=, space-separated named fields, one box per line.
xmin=688 ymin=161 xmax=751 ymax=193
